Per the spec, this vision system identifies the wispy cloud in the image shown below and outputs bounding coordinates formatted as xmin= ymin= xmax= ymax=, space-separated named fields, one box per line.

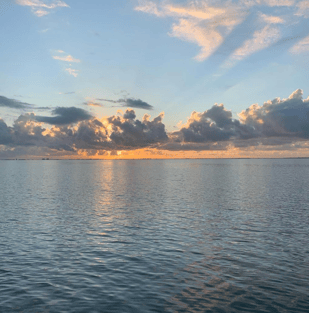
xmin=53 ymin=55 xmax=81 ymax=63
xmin=223 ymin=25 xmax=281 ymax=68
xmin=135 ymin=0 xmax=305 ymax=64
xmin=98 ymin=98 xmax=154 ymax=110
xmin=65 ymin=68 xmax=79 ymax=77
xmin=259 ymin=13 xmax=285 ymax=24
xmin=16 ymin=0 xmax=69 ymax=17
xmin=135 ymin=0 xmax=245 ymax=61
xmin=0 ymin=95 xmax=32 ymax=109
xmin=170 ymin=19 xmax=223 ymax=61
xmin=84 ymin=101 xmax=102 ymax=107
xmin=35 ymin=107 xmax=92 ymax=125
xmin=295 ymin=1 xmax=309 ymax=17
xmin=59 ymin=91 xmax=75 ymax=95
xmin=290 ymin=35 xmax=309 ymax=53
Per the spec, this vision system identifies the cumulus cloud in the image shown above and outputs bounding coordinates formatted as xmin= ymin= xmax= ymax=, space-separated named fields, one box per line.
xmin=16 ymin=0 xmax=69 ymax=17
xmin=1 ymin=89 xmax=309 ymax=157
xmin=172 ymin=103 xmax=257 ymax=144
xmin=238 ymin=89 xmax=309 ymax=138
xmin=0 ymin=108 xmax=168 ymax=156
xmin=35 ymin=107 xmax=93 ymax=125
xmin=99 ymin=98 xmax=154 ymax=110
xmin=107 ymin=110 xmax=167 ymax=148
xmin=0 ymin=95 xmax=32 ymax=109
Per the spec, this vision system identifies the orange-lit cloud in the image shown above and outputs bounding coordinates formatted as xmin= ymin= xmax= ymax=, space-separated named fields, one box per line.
xmin=1 ymin=89 xmax=309 ymax=158
xmin=135 ymin=0 xmax=305 ymax=63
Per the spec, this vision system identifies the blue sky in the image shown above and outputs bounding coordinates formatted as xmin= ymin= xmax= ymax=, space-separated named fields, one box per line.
xmin=1 ymin=0 xmax=309 ymax=158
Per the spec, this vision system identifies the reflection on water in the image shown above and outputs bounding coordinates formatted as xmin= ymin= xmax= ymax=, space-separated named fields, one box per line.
xmin=1 ymin=159 xmax=309 ymax=312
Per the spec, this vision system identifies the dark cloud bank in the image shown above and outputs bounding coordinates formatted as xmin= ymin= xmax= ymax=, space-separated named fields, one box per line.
xmin=98 ymin=98 xmax=154 ymax=110
xmin=0 ymin=95 xmax=32 ymax=109
xmin=1 ymin=89 xmax=309 ymax=157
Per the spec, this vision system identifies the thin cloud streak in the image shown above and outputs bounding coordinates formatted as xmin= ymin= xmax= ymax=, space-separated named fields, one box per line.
xmin=99 ymin=98 xmax=154 ymax=110
xmin=16 ymin=0 xmax=69 ymax=16
xmin=0 ymin=95 xmax=32 ymax=109
xmin=53 ymin=55 xmax=81 ymax=63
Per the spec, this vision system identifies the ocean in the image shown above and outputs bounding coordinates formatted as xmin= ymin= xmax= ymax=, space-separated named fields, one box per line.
xmin=0 ymin=159 xmax=308 ymax=312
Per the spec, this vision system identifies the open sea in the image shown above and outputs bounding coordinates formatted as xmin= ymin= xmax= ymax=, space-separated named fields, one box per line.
xmin=0 ymin=159 xmax=308 ymax=313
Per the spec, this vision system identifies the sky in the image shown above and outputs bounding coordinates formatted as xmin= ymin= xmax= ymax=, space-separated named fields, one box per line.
xmin=1 ymin=0 xmax=309 ymax=159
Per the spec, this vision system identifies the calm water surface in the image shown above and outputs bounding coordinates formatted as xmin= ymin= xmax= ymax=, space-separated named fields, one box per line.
xmin=0 ymin=159 xmax=308 ymax=312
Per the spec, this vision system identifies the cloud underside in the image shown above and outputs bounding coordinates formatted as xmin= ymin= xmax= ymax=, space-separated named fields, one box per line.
xmin=0 ymin=95 xmax=32 ymax=109
xmin=1 ymin=89 xmax=309 ymax=157
xmin=98 ymin=98 xmax=154 ymax=110
xmin=135 ymin=0 xmax=309 ymax=63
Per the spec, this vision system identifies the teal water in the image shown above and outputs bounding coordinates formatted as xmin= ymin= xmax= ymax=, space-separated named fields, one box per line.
xmin=0 ymin=159 xmax=308 ymax=312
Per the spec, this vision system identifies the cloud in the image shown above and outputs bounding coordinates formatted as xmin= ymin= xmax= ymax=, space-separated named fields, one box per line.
xmin=223 ymin=25 xmax=280 ymax=67
xmin=99 ymin=98 xmax=154 ymax=110
xmin=172 ymin=103 xmax=257 ymax=144
xmin=35 ymin=9 xmax=48 ymax=16
xmin=296 ymin=1 xmax=309 ymax=17
xmin=35 ymin=107 xmax=93 ymax=125
xmin=65 ymin=68 xmax=79 ymax=77
xmin=290 ymin=35 xmax=309 ymax=53
xmin=170 ymin=19 xmax=223 ymax=61
xmin=238 ymin=89 xmax=309 ymax=138
xmin=135 ymin=0 xmax=307 ymax=64
xmin=259 ymin=13 xmax=285 ymax=24
xmin=0 ymin=109 xmax=168 ymax=155
xmin=0 ymin=95 xmax=32 ymax=109
xmin=2 ymin=89 xmax=309 ymax=157
xmin=107 ymin=110 xmax=168 ymax=148
xmin=84 ymin=101 xmax=102 ymax=107
xmin=260 ymin=0 xmax=295 ymax=7
xmin=53 ymin=55 xmax=81 ymax=63
xmin=59 ymin=91 xmax=75 ymax=95
xmin=16 ymin=0 xmax=69 ymax=16
xmin=136 ymin=0 xmax=245 ymax=61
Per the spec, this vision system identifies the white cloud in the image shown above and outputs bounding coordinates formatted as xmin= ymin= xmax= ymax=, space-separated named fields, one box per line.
xmin=170 ymin=19 xmax=223 ymax=61
xmin=223 ymin=25 xmax=280 ymax=68
xmin=295 ymin=1 xmax=309 ymax=17
xmin=65 ymin=68 xmax=79 ymax=77
xmin=16 ymin=0 xmax=69 ymax=16
xmin=261 ymin=0 xmax=295 ymax=6
xmin=34 ymin=9 xmax=48 ymax=16
xmin=135 ymin=0 xmax=246 ymax=61
xmin=135 ymin=0 xmax=309 ymax=65
xmin=53 ymin=55 xmax=81 ymax=62
xmin=260 ymin=13 xmax=285 ymax=24
xmin=290 ymin=35 xmax=309 ymax=53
